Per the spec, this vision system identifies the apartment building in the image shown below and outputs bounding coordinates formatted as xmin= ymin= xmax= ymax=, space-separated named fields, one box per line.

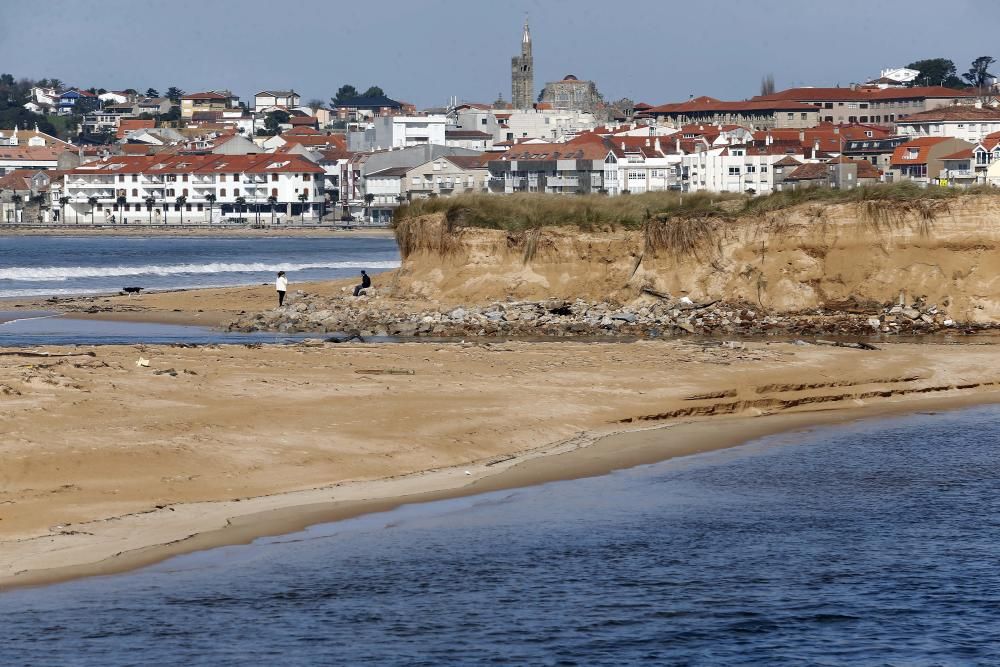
xmin=403 ymin=154 xmax=491 ymax=199
xmin=643 ymin=96 xmax=820 ymax=130
xmin=487 ymin=136 xmax=614 ymax=194
xmin=888 ymin=136 xmax=974 ymax=186
xmin=895 ymin=105 xmax=1000 ymax=142
xmin=180 ymin=91 xmax=238 ymax=119
xmin=347 ymin=115 xmax=447 ymax=151
xmin=62 ymin=153 xmax=324 ymax=223
xmin=753 ymin=86 xmax=980 ymax=125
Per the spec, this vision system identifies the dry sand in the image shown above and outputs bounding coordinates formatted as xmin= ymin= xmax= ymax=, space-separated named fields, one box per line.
xmin=2 ymin=338 xmax=999 ymax=589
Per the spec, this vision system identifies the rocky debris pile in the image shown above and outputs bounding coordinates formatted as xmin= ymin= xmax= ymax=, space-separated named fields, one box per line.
xmin=227 ymin=290 xmax=987 ymax=339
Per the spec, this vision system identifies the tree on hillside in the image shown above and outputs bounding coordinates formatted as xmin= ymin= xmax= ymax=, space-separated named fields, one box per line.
xmin=262 ymin=109 xmax=290 ymax=135
xmin=964 ymin=56 xmax=997 ymax=92
xmin=331 ymin=84 xmax=358 ymax=106
xmin=760 ymin=73 xmax=776 ymax=96
xmin=165 ymin=86 xmax=184 ymax=102
xmin=2 ymin=73 xmax=17 ymax=87
xmin=145 ymin=87 xmax=160 ymax=98
xmin=906 ymin=58 xmax=964 ymax=88
xmin=362 ymin=86 xmax=385 ymax=98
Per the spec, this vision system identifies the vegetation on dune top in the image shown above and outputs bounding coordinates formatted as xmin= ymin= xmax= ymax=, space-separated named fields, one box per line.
xmin=392 ymin=183 xmax=993 ymax=233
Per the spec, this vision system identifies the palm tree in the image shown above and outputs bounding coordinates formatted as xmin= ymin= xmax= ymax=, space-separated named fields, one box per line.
xmin=205 ymin=193 xmax=217 ymax=224
xmin=267 ymin=195 xmax=278 ymax=225
xmin=87 ymin=196 xmax=98 ymax=224
xmin=115 ymin=195 xmax=127 ymax=223
xmin=144 ymin=196 xmax=156 ymax=225
xmin=363 ymin=193 xmax=375 ymax=224
xmin=235 ymin=196 xmax=247 ymax=224
xmin=297 ymin=193 xmax=308 ymax=224
xmin=58 ymin=196 xmax=69 ymax=224
xmin=10 ymin=194 xmax=22 ymax=224
xmin=175 ymin=195 xmax=187 ymax=225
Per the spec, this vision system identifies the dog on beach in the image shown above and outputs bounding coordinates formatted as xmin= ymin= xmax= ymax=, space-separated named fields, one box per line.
xmin=122 ymin=286 xmax=144 ymax=296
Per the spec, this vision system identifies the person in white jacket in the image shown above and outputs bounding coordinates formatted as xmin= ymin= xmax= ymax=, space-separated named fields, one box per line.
xmin=276 ymin=271 xmax=288 ymax=306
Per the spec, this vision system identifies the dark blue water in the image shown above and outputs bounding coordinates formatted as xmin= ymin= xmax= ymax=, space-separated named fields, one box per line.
xmin=0 ymin=311 xmax=314 ymax=346
xmin=0 ymin=235 xmax=399 ymax=298
xmin=3 ymin=407 xmax=1000 ymax=665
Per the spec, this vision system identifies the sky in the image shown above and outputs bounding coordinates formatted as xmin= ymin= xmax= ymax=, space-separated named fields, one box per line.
xmin=1 ymin=0 xmax=997 ymax=109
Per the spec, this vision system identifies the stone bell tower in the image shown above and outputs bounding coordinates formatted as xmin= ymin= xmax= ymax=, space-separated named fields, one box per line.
xmin=511 ymin=19 xmax=534 ymax=109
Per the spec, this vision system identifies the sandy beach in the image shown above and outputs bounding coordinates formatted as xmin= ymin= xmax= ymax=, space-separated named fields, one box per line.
xmin=2 ymin=337 xmax=998 ymax=589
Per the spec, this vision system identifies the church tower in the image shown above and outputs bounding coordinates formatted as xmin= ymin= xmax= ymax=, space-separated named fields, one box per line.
xmin=511 ymin=19 xmax=533 ymax=109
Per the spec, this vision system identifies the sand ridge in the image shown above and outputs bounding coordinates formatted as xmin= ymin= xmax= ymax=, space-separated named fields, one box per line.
xmin=2 ymin=339 xmax=999 ymax=587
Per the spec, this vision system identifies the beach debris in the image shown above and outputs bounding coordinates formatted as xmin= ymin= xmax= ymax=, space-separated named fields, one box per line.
xmin=464 ymin=470 xmax=472 ymax=475
xmin=325 ymin=333 xmax=365 ymax=344
xmin=225 ymin=289 xmax=983 ymax=341
xmin=354 ymin=368 xmax=415 ymax=375
xmin=153 ymin=368 xmax=178 ymax=377
xmin=136 ymin=357 xmax=150 ymax=367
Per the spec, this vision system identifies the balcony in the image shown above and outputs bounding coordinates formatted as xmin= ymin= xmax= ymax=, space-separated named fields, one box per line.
xmin=547 ymin=176 xmax=580 ymax=187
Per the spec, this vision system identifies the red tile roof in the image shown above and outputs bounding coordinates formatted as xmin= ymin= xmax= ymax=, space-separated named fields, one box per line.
xmin=941 ymin=148 xmax=974 ymax=160
xmin=889 ymin=137 xmax=951 ymax=165
xmin=755 ymin=86 xmax=979 ymax=102
xmin=646 ymin=95 xmax=819 ymax=114
xmin=895 ymin=105 xmax=1000 ymax=123
xmin=116 ymin=119 xmax=156 ymax=139
xmin=67 ymin=153 xmax=323 ymax=176
xmin=181 ymin=91 xmax=230 ymax=100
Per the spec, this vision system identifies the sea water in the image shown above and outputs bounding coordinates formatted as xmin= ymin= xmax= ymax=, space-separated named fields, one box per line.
xmin=0 ymin=235 xmax=399 ymax=298
xmin=2 ymin=406 xmax=999 ymax=665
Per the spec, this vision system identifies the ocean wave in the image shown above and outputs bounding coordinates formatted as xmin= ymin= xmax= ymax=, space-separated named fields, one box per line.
xmin=0 ymin=260 xmax=401 ymax=282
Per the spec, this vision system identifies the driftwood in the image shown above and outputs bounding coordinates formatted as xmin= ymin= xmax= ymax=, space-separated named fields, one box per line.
xmin=815 ymin=339 xmax=880 ymax=351
xmin=640 ymin=287 xmax=672 ymax=300
xmin=354 ymin=368 xmax=415 ymax=375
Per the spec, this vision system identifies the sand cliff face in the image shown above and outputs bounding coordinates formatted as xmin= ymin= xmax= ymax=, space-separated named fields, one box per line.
xmin=393 ymin=196 xmax=1000 ymax=323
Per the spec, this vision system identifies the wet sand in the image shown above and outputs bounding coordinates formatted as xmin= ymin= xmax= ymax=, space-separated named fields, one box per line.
xmin=2 ymin=339 xmax=999 ymax=589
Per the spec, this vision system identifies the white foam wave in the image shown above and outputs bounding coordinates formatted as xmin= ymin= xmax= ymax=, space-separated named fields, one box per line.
xmin=0 ymin=260 xmax=400 ymax=282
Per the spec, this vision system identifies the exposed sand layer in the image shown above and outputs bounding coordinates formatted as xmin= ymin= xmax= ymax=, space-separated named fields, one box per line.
xmin=2 ymin=340 xmax=998 ymax=588
xmin=393 ymin=196 xmax=1000 ymax=322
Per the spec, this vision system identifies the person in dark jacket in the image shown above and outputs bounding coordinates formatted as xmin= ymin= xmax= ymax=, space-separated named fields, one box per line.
xmin=353 ymin=270 xmax=371 ymax=297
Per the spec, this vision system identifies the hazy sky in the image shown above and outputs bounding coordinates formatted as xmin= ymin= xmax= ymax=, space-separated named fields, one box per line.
xmin=1 ymin=0 xmax=996 ymax=108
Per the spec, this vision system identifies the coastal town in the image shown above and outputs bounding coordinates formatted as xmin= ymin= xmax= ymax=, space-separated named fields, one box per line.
xmin=1 ymin=22 xmax=998 ymax=226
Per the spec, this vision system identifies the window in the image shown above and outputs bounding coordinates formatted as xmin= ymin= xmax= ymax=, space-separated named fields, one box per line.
xmin=801 ymin=113 xmax=808 ymax=120
xmin=303 ymin=188 xmax=310 ymax=197
xmin=728 ymin=167 xmax=741 ymax=175
xmin=118 ymin=174 xmax=125 ymax=182
xmin=859 ymin=103 xmax=868 ymax=109
xmin=271 ymin=188 xmax=278 ymax=197
xmin=182 ymin=174 xmax=189 ymax=182
xmin=760 ymin=164 xmax=768 ymax=173
xmin=847 ymin=103 xmax=858 ymax=109
xmin=219 ymin=174 xmax=226 ymax=182
xmin=481 ymin=118 xmax=487 ymax=125
xmin=303 ymin=173 xmax=311 ymax=181
xmin=234 ymin=188 xmax=240 ymax=196
xmin=197 ymin=203 xmax=203 ymax=211
xmin=272 ymin=174 xmax=279 ymax=182
xmin=220 ymin=189 xmax=226 ymax=196
xmin=131 ymin=174 xmax=138 ymax=182
xmin=182 ymin=188 xmax=188 ymax=196
xmin=186 ymin=204 xmax=191 ymax=211
xmin=824 ymin=102 xmax=833 ymax=109
xmin=131 ymin=188 xmax=138 ymax=196
xmin=745 ymin=164 xmax=756 ymax=173
xmin=166 ymin=188 xmax=175 ymax=197
xmin=232 ymin=174 xmax=239 ymax=181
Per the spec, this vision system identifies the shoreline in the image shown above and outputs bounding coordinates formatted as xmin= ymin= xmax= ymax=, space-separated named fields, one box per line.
xmin=0 ymin=227 xmax=394 ymax=238
xmin=3 ymin=368 xmax=998 ymax=591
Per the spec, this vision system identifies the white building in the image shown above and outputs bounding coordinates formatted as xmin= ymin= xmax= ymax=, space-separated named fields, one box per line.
xmin=681 ymin=144 xmax=809 ymax=195
xmin=62 ymin=153 xmax=325 ymax=224
xmin=499 ymin=109 xmax=599 ymax=142
xmin=347 ymin=115 xmax=448 ymax=151
xmin=254 ymin=90 xmax=301 ymax=113
xmin=604 ymin=136 xmax=682 ymax=195
xmin=895 ymin=105 xmax=1000 ymax=143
